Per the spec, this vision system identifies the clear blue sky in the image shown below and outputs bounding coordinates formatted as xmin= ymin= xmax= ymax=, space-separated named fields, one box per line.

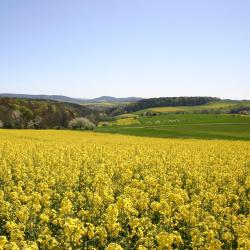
xmin=0 ymin=0 xmax=249 ymax=99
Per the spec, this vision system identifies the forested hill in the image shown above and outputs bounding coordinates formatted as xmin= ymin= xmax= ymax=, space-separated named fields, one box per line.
xmin=109 ymin=97 xmax=220 ymax=115
xmin=0 ymin=98 xmax=101 ymax=129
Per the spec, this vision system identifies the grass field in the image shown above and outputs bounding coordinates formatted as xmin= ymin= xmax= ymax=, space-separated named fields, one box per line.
xmin=97 ymin=114 xmax=250 ymax=140
xmin=0 ymin=130 xmax=249 ymax=249
xmin=134 ymin=101 xmax=250 ymax=114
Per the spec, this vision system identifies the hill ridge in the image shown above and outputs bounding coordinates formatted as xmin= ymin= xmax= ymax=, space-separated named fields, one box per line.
xmin=0 ymin=93 xmax=142 ymax=104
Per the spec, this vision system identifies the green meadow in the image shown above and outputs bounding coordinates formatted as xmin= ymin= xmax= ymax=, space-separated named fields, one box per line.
xmin=96 ymin=114 xmax=250 ymax=140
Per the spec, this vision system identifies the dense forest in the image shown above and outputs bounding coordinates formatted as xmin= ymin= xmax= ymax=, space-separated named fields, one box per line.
xmin=108 ymin=97 xmax=220 ymax=115
xmin=0 ymin=98 xmax=103 ymax=129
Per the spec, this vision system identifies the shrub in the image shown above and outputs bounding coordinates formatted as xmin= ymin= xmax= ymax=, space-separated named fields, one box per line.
xmin=68 ymin=117 xmax=95 ymax=130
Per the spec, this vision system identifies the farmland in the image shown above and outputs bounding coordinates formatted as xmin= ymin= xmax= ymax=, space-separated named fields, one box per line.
xmin=1 ymin=0 xmax=250 ymax=248
xmin=97 ymin=114 xmax=250 ymax=141
xmin=133 ymin=101 xmax=250 ymax=114
xmin=0 ymin=130 xmax=249 ymax=249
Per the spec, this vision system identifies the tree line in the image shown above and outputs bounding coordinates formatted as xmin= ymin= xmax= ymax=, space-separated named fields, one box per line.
xmin=0 ymin=98 xmax=103 ymax=129
xmin=108 ymin=97 xmax=220 ymax=116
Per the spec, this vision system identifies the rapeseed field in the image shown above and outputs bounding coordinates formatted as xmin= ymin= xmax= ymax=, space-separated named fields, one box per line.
xmin=0 ymin=130 xmax=249 ymax=249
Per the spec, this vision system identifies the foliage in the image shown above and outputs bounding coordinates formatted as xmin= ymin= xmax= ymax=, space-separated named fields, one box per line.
xmin=0 ymin=97 xmax=101 ymax=129
xmin=140 ymin=101 xmax=236 ymax=113
xmin=68 ymin=117 xmax=95 ymax=130
xmin=27 ymin=116 xmax=43 ymax=129
xmin=0 ymin=130 xmax=249 ymax=249
xmin=108 ymin=99 xmax=250 ymax=117
xmin=132 ymin=101 xmax=250 ymax=115
xmin=108 ymin=97 xmax=220 ymax=115
xmin=230 ymin=105 xmax=250 ymax=115
xmin=131 ymin=96 xmax=220 ymax=109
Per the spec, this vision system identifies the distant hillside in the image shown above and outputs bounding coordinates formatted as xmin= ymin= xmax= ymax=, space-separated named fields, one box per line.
xmin=90 ymin=96 xmax=142 ymax=103
xmin=133 ymin=100 xmax=250 ymax=114
xmin=108 ymin=97 xmax=221 ymax=115
xmin=0 ymin=93 xmax=142 ymax=104
xmin=0 ymin=97 xmax=102 ymax=129
xmin=0 ymin=93 xmax=84 ymax=104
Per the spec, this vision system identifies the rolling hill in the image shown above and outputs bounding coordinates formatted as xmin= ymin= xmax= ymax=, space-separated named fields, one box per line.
xmin=0 ymin=93 xmax=142 ymax=104
xmin=0 ymin=97 xmax=102 ymax=129
xmin=133 ymin=101 xmax=250 ymax=114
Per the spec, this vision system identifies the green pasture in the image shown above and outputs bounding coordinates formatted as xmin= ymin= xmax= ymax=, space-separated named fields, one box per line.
xmin=97 ymin=114 xmax=250 ymax=140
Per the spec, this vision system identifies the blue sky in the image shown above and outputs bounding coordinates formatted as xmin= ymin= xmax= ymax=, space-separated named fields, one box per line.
xmin=0 ymin=0 xmax=249 ymax=99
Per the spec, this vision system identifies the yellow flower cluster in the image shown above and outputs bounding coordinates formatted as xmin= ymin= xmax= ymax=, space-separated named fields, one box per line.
xmin=0 ymin=130 xmax=249 ymax=249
